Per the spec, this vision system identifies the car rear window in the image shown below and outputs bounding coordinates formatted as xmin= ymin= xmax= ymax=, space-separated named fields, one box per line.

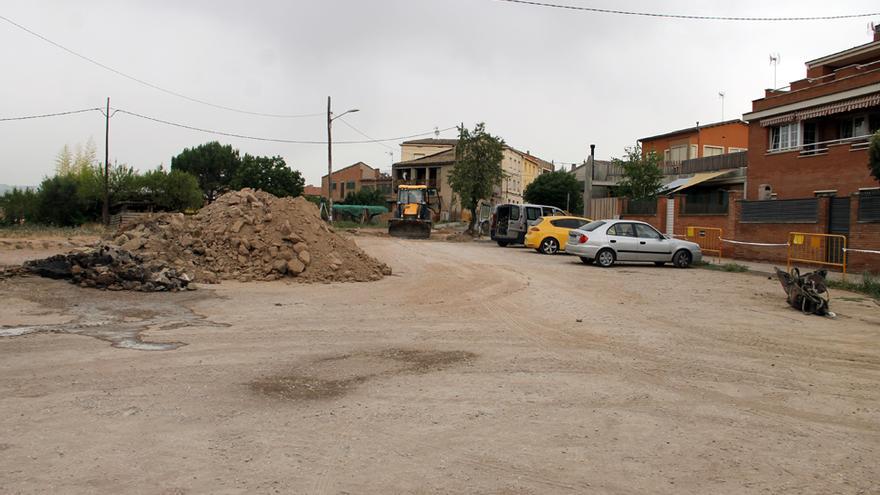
xmin=509 ymin=206 xmax=520 ymax=221
xmin=579 ymin=220 xmax=606 ymax=232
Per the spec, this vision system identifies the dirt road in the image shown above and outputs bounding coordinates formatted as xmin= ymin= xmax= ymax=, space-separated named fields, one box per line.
xmin=1 ymin=237 xmax=878 ymax=494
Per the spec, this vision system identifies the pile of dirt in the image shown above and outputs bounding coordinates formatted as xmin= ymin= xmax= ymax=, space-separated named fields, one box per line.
xmin=108 ymin=189 xmax=391 ymax=284
xmin=22 ymin=244 xmax=191 ymax=291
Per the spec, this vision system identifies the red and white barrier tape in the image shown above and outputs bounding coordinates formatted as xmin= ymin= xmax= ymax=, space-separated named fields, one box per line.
xmin=843 ymin=248 xmax=880 ymax=255
xmin=719 ymin=238 xmax=789 ymax=247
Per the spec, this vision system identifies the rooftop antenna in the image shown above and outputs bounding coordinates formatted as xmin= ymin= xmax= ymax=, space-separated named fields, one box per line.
xmin=718 ymin=92 xmax=725 ymax=121
xmin=769 ymin=53 xmax=781 ymax=89
xmin=434 ymin=126 xmax=440 ymax=139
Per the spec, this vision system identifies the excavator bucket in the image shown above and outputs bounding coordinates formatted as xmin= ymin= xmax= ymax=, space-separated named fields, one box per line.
xmin=388 ymin=219 xmax=431 ymax=239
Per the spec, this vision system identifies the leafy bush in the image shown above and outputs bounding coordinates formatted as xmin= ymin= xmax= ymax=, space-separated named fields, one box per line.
xmin=523 ymin=170 xmax=582 ymax=213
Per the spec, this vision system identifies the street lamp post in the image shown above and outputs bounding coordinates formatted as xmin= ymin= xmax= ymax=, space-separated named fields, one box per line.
xmin=326 ymin=96 xmax=359 ymax=223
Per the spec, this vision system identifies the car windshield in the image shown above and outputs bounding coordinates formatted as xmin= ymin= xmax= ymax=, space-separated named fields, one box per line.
xmin=579 ymin=220 xmax=606 ymax=232
xmin=398 ymin=188 xmax=424 ymax=203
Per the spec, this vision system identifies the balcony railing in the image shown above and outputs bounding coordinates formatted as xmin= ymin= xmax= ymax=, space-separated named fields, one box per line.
xmin=595 ymin=151 xmax=747 ymax=180
xmin=766 ymin=134 xmax=873 ymax=157
xmin=662 ymin=151 xmax=747 ymax=175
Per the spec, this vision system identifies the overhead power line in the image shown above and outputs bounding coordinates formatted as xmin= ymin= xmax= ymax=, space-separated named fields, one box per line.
xmin=494 ymin=0 xmax=880 ymax=21
xmin=0 ymin=14 xmax=323 ymax=119
xmin=0 ymin=104 xmax=456 ymax=145
xmin=337 ymin=117 xmax=394 ymax=151
xmin=0 ymin=107 xmax=102 ymax=122
xmin=113 ymin=108 xmax=456 ymax=145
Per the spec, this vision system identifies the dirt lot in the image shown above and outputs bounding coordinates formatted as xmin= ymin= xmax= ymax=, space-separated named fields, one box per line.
xmin=1 ymin=237 xmax=879 ymax=494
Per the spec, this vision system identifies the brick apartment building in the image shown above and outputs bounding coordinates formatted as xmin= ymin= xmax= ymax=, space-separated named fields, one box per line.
xmin=743 ymin=27 xmax=880 ymax=200
xmin=639 ymin=119 xmax=749 ymax=166
xmin=620 ymin=27 xmax=880 ymax=271
xmin=320 ymin=162 xmax=391 ymax=202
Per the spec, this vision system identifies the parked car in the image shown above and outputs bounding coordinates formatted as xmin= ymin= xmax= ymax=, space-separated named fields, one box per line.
xmin=524 ymin=216 xmax=592 ymax=254
xmin=566 ymin=219 xmax=702 ymax=268
xmin=491 ymin=203 xmax=565 ymax=247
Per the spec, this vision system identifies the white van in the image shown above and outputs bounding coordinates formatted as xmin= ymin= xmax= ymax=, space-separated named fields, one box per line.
xmin=490 ymin=203 xmax=565 ymax=247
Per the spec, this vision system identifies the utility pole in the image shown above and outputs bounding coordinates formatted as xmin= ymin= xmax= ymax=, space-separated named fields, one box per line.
xmin=102 ymin=97 xmax=110 ymax=226
xmin=719 ymin=92 xmax=726 ymax=121
xmin=325 ymin=97 xmax=359 ymax=223
xmin=327 ymin=96 xmax=333 ymax=222
xmin=583 ymin=144 xmax=595 ymax=218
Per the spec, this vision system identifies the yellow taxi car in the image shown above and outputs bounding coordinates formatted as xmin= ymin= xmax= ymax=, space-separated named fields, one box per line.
xmin=524 ymin=216 xmax=592 ymax=254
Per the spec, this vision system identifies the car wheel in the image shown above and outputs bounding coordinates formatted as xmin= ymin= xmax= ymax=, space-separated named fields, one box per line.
xmin=497 ymin=241 xmax=509 ymax=247
xmin=596 ymin=249 xmax=615 ymax=268
xmin=540 ymin=237 xmax=559 ymax=255
xmin=579 ymin=257 xmax=594 ymax=265
xmin=654 ymin=261 xmax=666 ymax=266
xmin=673 ymin=250 xmax=692 ymax=268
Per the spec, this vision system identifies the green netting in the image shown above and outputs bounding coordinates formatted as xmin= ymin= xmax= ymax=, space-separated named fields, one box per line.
xmin=331 ymin=204 xmax=388 ymax=216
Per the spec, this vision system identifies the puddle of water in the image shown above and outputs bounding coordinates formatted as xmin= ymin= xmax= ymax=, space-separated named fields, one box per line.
xmin=0 ymin=279 xmax=225 ymax=351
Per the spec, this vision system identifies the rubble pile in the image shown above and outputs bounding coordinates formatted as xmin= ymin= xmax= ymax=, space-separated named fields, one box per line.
xmin=109 ymin=188 xmax=391 ymax=284
xmin=23 ymin=244 xmax=191 ymax=291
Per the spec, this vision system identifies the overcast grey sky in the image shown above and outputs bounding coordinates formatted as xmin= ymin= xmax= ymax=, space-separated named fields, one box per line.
xmin=2 ymin=0 xmax=878 ymax=186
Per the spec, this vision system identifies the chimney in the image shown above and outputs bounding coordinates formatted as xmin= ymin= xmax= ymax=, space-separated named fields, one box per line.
xmin=570 ymin=164 xmax=575 ymax=172
xmin=875 ymin=23 xmax=880 ymax=42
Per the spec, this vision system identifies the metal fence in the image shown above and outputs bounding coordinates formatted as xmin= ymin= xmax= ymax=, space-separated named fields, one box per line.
xmin=858 ymin=190 xmax=880 ymax=222
xmin=685 ymin=227 xmax=722 ymax=262
xmin=740 ymin=199 xmax=818 ymax=223
xmin=682 ymin=191 xmax=729 ymax=215
xmin=787 ymin=232 xmax=847 ymax=274
xmin=626 ymin=198 xmax=658 ymax=216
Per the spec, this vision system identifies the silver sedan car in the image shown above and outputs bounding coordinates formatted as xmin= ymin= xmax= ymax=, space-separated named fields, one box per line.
xmin=566 ymin=219 xmax=702 ymax=268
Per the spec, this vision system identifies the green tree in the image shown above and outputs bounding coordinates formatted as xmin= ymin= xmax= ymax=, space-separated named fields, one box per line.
xmin=340 ymin=187 xmax=386 ymax=206
xmin=231 ymin=154 xmax=304 ymax=198
xmin=869 ymin=131 xmax=880 ymax=183
xmin=0 ymin=187 xmax=38 ymax=225
xmin=449 ymin=123 xmax=504 ymax=233
xmin=171 ymin=142 xmax=241 ymax=202
xmin=35 ymin=175 xmax=88 ymax=226
xmin=140 ymin=167 xmax=204 ymax=211
xmin=613 ymin=145 xmax=664 ymax=200
xmin=523 ymin=170 xmax=583 ymax=213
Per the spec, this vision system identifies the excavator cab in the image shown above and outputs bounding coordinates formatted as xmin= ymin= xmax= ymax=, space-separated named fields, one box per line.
xmin=388 ymin=185 xmax=433 ymax=239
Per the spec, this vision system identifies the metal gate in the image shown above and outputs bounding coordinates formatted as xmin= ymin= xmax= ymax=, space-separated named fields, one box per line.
xmin=665 ymin=197 xmax=675 ymax=235
xmin=828 ymin=197 xmax=850 ymax=264
xmin=829 ymin=197 xmax=850 ymax=235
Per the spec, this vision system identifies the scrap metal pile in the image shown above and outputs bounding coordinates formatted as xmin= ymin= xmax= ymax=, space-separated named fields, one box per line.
xmin=775 ymin=267 xmax=833 ymax=316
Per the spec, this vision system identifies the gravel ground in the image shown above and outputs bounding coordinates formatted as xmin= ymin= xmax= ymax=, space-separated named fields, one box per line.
xmin=0 ymin=237 xmax=878 ymax=494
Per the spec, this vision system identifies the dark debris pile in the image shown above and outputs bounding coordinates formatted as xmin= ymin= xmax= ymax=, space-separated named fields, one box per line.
xmin=22 ymin=244 xmax=192 ymax=292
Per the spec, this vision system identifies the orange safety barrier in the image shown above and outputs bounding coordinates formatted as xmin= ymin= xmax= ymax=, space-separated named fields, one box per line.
xmin=787 ymin=232 xmax=847 ymax=274
xmin=685 ymin=226 xmax=722 ymax=262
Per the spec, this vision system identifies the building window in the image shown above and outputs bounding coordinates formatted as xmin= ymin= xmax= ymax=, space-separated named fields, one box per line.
xmin=769 ymin=123 xmax=799 ymax=151
xmin=667 ymin=144 xmax=689 ymax=162
xmin=728 ymin=147 xmax=747 ymax=153
xmin=346 ymin=181 xmax=356 ymax=189
xmin=703 ymin=145 xmax=724 ymax=157
xmin=331 ymin=182 xmax=337 ymax=190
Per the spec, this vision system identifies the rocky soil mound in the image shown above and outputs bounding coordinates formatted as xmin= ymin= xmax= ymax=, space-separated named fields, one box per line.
xmin=110 ymin=189 xmax=391 ymax=284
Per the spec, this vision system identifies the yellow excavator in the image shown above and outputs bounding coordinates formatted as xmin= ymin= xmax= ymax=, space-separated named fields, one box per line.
xmin=388 ymin=185 xmax=433 ymax=239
